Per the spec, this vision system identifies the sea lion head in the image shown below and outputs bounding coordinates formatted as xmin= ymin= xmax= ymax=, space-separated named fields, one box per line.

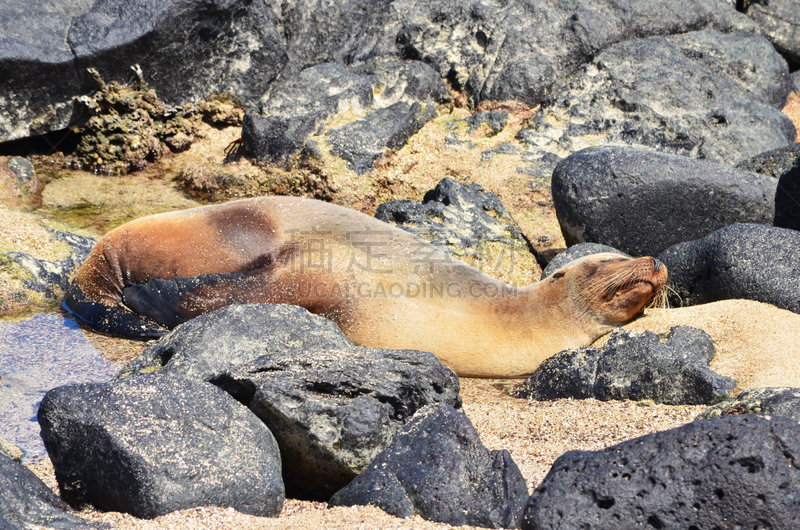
xmin=550 ymin=252 xmax=668 ymax=326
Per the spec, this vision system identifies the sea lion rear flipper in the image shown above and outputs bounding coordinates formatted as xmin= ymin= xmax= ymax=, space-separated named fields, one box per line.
xmin=63 ymin=284 xmax=168 ymax=339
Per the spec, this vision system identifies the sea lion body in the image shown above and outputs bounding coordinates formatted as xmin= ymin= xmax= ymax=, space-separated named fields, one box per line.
xmin=66 ymin=196 xmax=667 ymax=377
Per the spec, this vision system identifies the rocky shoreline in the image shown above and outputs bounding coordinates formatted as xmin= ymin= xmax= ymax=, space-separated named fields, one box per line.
xmin=3 ymin=0 xmax=800 ymax=528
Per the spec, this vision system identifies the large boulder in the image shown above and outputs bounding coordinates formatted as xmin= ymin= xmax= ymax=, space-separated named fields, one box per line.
xmin=115 ymin=304 xmax=353 ymax=383
xmin=517 ymin=327 xmax=735 ymax=405
xmin=552 ymin=146 xmax=776 ymax=256
xmin=519 ymin=29 xmax=795 ymax=164
xmin=743 ymin=0 xmax=800 ymax=69
xmin=0 ymin=446 xmax=106 ymax=529
xmin=38 ymin=374 xmax=284 ymax=519
xmin=377 ymin=0 xmax=754 ymax=107
xmin=696 ymin=387 xmax=800 ymax=423
xmin=213 ymin=347 xmax=461 ymax=500
xmin=2 ymin=0 xmax=756 ymax=144
xmin=658 ymin=223 xmax=800 ymax=313
xmin=0 ymin=0 xmax=288 ymax=142
xmin=522 ymin=415 xmax=800 ymax=529
xmin=330 ymin=404 xmax=529 ymax=529
xmin=242 ymin=60 xmax=445 ymax=170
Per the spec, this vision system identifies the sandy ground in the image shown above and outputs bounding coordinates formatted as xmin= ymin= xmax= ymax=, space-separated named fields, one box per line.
xmin=21 ymin=298 xmax=799 ymax=529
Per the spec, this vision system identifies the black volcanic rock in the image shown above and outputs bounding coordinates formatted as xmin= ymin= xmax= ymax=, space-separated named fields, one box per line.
xmin=552 ymin=146 xmax=776 ymax=256
xmin=116 ymin=304 xmax=353 ymax=383
xmin=517 ymin=326 xmax=735 ymax=405
xmin=735 ymin=142 xmax=800 ymax=178
xmin=697 ymin=387 xmax=800 ymax=423
xmin=522 ymin=414 xmax=800 ymax=529
xmin=213 ymin=347 xmax=461 ymax=500
xmin=330 ymin=404 xmax=529 ymax=529
xmin=0 ymin=0 xmax=287 ymax=142
xmin=519 ymin=29 xmax=795 ymax=164
xmin=775 ymin=163 xmax=800 ymax=231
xmin=375 ymin=177 xmax=532 ymax=267
xmin=38 ymin=374 xmax=284 ymax=519
xmin=658 ymin=223 xmax=800 ymax=313
xmin=743 ymin=0 xmax=800 ymax=70
xmin=0 ymin=447 xmax=106 ymax=529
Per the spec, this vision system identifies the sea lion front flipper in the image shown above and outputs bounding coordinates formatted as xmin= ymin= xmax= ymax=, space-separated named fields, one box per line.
xmin=121 ymin=272 xmax=258 ymax=329
xmin=63 ymin=284 xmax=168 ymax=339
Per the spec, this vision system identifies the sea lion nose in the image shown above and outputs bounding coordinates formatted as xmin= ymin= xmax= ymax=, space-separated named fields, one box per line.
xmin=651 ymin=257 xmax=662 ymax=272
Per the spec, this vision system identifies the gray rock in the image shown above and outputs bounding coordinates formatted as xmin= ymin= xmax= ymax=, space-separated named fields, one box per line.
xmin=0 ymin=448 xmax=106 ymax=529
xmin=5 ymin=226 xmax=96 ymax=298
xmin=552 ymin=146 xmax=776 ymax=256
xmin=375 ymin=177 xmax=533 ymax=267
xmin=467 ymin=110 xmax=508 ymax=135
xmin=2 ymin=0 xmax=755 ymax=144
xmin=517 ymin=327 xmax=735 ymax=405
xmin=38 ymin=374 xmax=284 ymax=518
xmin=481 ymin=141 xmax=521 ymax=162
xmin=657 ymin=223 xmax=800 ymax=312
xmin=0 ymin=0 xmax=288 ymax=142
xmin=540 ymin=243 xmax=627 ymax=280
xmin=793 ymin=70 xmax=800 ymax=92
xmin=744 ymin=0 xmax=800 ymax=69
xmin=697 ymin=387 xmax=800 ymax=423
xmin=734 ymin=142 xmax=800 ymax=178
xmin=519 ymin=30 xmax=795 ymax=164
xmin=775 ymin=163 xmax=800 ymax=230
xmin=328 ymin=99 xmax=437 ymax=173
xmin=6 ymin=156 xmax=36 ymax=185
xmin=383 ymin=0 xmax=754 ymax=107
xmin=212 ymin=347 xmax=461 ymax=500
xmin=242 ymin=60 xmax=446 ymax=166
xmin=330 ymin=404 xmax=529 ymax=529
xmin=116 ymin=304 xmax=353 ymax=383
xmin=522 ymin=414 xmax=800 ymax=529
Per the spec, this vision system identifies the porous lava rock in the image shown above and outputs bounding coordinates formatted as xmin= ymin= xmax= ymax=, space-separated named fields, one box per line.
xmin=116 ymin=304 xmax=354 ymax=383
xmin=5 ymin=226 xmax=96 ymax=299
xmin=743 ymin=0 xmax=800 ymax=69
xmin=0 ymin=446 xmax=106 ymax=529
xmin=696 ymin=387 xmax=800 ymax=423
xmin=552 ymin=146 xmax=776 ymax=256
xmin=658 ymin=223 xmax=800 ymax=312
xmin=519 ymin=29 xmax=795 ymax=164
xmin=522 ymin=414 xmax=800 ymax=529
xmin=375 ymin=177 xmax=533 ymax=268
xmin=327 ymin=99 xmax=437 ymax=174
xmin=734 ymin=142 xmax=800 ymax=178
xmin=38 ymin=374 xmax=284 ymax=519
xmin=242 ymin=60 xmax=445 ymax=170
xmin=212 ymin=348 xmax=461 ymax=500
xmin=330 ymin=404 xmax=529 ymax=529
xmin=1 ymin=0 xmax=755 ymax=143
xmin=0 ymin=0 xmax=287 ymax=142
xmin=517 ymin=327 xmax=735 ymax=405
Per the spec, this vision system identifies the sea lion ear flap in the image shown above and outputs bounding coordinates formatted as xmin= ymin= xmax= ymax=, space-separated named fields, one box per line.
xmin=551 ymin=270 xmax=566 ymax=280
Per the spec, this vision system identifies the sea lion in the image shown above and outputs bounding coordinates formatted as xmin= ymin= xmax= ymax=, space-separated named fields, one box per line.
xmin=64 ymin=196 xmax=667 ymax=378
